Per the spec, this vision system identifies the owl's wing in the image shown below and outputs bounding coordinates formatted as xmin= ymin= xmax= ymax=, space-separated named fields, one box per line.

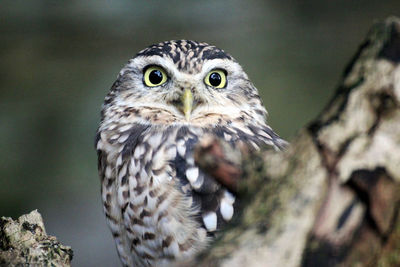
xmin=172 ymin=123 xmax=286 ymax=234
xmin=96 ymin=132 xmax=137 ymax=267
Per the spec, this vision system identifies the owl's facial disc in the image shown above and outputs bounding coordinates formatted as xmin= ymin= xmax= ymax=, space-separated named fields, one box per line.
xmin=114 ymin=45 xmax=260 ymax=125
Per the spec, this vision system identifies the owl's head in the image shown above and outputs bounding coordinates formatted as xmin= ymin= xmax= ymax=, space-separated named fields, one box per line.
xmin=102 ymin=40 xmax=267 ymax=128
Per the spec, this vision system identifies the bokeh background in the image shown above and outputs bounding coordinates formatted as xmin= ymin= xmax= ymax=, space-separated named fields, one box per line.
xmin=1 ymin=1 xmax=399 ymax=266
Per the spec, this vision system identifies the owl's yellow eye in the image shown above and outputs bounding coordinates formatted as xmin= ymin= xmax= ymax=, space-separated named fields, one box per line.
xmin=204 ymin=69 xmax=227 ymax=89
xmin=144 ymin=66 xmax=168 ymax=87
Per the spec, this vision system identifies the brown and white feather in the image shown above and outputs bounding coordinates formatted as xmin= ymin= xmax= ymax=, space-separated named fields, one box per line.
xmin=96 ymin=40 xmax=285 ymax=267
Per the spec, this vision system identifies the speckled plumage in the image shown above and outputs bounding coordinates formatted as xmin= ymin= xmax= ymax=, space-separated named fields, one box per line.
xmin=95 ymin=40 xmax=285 ymax=266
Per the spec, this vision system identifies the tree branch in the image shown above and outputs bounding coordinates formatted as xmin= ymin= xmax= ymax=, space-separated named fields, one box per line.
xmin=194 ymin=16 xmax=400 ymax=266
xmin=0 ymin=210 xmax=73 ymax=267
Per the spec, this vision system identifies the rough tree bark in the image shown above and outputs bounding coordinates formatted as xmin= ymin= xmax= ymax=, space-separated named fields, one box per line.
xmin=0 ymin=210 xmax=73 ymax=266
xmin=2 ymin=16 xmax=400 ymax=267
xmin=193 ymin=17 xmax=400 ymax=267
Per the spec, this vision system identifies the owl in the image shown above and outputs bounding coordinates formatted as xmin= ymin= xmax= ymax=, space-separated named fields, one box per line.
xmin=95 ymin=40 xmax=286 ymax=266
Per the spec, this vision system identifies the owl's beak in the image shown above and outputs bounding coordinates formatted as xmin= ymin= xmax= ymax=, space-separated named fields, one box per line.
xmin=181 ymin=88 xmax=193 ymax=121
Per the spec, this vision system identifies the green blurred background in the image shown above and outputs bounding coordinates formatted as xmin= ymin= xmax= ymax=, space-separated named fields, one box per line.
xmin=1 ymin=1 xmax=399 ymax=266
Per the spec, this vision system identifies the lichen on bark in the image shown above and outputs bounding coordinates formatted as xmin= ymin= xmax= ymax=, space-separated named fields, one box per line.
xmin=194 ymin=16 xmax=400 ymax=267
xmin=0 ymin=210 xmax=73 ymax=267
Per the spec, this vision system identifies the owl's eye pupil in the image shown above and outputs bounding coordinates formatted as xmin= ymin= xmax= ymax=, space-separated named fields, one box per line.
xmin=209 ymin=72 xmax=221 ymax=87
xmin=149 ymin=70 xmax=163 ymax=85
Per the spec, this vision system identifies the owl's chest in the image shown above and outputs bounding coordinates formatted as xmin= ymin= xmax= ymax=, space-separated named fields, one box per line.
xmin=105 ymin=126 xmax=209 ymax=261
xmin=123 ymin=126 xmax=202 ymax=191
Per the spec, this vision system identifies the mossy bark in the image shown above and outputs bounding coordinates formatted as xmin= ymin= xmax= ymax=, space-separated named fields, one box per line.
xmin=194 ymin=17 xmax=400 ymax=267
